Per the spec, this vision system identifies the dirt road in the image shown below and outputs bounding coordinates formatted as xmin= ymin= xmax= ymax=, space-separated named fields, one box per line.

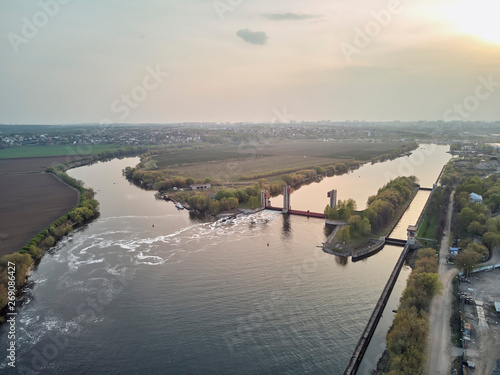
xmin=426 ymin=191 xmax=458 ymax=375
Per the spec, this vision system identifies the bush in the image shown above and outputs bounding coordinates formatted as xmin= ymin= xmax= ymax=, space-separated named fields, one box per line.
xmin=386 ymin=248 xmax=442 ymax=374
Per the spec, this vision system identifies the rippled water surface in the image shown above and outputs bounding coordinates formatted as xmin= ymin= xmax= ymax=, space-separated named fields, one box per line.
xmin=0 ymin=145 xmax=450 ymax=374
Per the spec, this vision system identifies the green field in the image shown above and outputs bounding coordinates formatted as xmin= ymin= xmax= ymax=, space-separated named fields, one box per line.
xmin=240 ymin=141 xmax=402 ymax=160
xmin=0 ymin=144 xmax=125 ymax=159
xmin=154 ymin=147 xmax=251 ymax=168
xmin=158 ymin=141 xmax=405 ymax=181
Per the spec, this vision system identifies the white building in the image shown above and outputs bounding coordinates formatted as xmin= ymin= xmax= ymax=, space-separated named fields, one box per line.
xmin=469 ymin=192 xmax=483 ymax=203
xmin=190 ymin=183 xmax=212 ymax=190
xmin=407 ymin=225 xmax=417 ymax=246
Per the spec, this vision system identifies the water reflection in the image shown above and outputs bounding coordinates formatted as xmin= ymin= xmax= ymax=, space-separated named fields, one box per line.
xmin=335 ymin=255 xmax=349 ymax=267
xmin=281 ymin=214 xmax=291 ymax=240
xmin=270 ymin=144 xmax=451 ymax=212
xmin=323 ymin=225 xmax=333 ymax=238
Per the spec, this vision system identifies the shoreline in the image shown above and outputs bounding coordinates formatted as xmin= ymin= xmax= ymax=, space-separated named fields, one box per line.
xmin=323 ymin=185 xmax=420 ymax=259
xmin=0 ymin=154 xmax=122 ymax=319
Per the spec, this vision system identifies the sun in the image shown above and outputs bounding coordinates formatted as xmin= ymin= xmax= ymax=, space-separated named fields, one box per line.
xmin=443 ymin=0 xmax=500 ymax=44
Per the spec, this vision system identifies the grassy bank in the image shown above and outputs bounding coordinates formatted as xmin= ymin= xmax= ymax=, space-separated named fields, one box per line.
xmin=380 ymin=247 xmax=443 ymax=374
xmin=416 ymin=186 xmax=451 ymax=242
xmin=0 ymin=166 xmax=100 ymax=318
xmin=151 ymin=141 xmax=418 ymax=182
xmin=325 ymin=176 xmax=419 ymax=252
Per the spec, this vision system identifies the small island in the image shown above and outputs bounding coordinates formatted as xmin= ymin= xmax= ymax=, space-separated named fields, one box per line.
xmin=322 ymin=176 xmax=420 ymax=258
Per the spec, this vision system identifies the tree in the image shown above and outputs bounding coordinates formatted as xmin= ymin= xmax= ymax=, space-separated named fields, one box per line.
xmin=466 ymin=242 xmax=488 ymax=258
xmin=325 ymin=199 xmax=357 ymax=221
xmin=467 ymin=220 xmax=484 ymax=236
xmin=281 ymin=174 xmax=294 ymax=185
xmin=235 ymin=190 xmax=249 ymax=203
xmin=460 ymin=207 xmax=478 ymax=228
xmin=215 ymin=189 xmax=235 ymax=201
xmin=326 ymin=165 xmax=335 ymax=176
xmin=334 ymin=163 xmax=348 ymax=174
xmin=359 ymin=218 xmax=371 ymax=235
xmin=248 ymin=196 xmax=260 ymax=209
xmin=455 ymin=249 xmax=482 ymax=276
xmin=387 ymin=307 xmax=428 ymax=370
xmin=209 ymin=200 xmax=221 ymax=215
xmin=414 ymin=257 xmax=438 ymax=274
xmin=313 ymin=166 xmax=326 ymax=175
xmin=337 ymin=225 xmax=350 ymax=243
xmin=483 ymin=231 xmax=500 ymax=249
xmin=486 ymin=218 xmax=499 ymax=233
xmin=244 ymin=186 xmax=260 ymax=197
xmin=403 ymin=273 xmax=443 ymax=311
xmin=172 ymin=176 xmax=186 ymax=188
xmin=348 ymin=215 xmax=361 ymax=230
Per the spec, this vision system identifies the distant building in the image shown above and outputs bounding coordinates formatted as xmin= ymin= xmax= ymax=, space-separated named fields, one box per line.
xmin=327 ymin=189 xmax=337 ymax=208
xmin=470 ymin=192 xmax=483 ymax=203
xmin=190 ymin=183 xmax=211 ymax=190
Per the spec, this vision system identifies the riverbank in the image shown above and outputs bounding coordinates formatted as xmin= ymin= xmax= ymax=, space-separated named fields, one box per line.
xmin=0 ymin=147 xmax=453 ymax=374
xmin=0 ymin=153 xmax=111 ymax=319
xmin=0 ymin=163 xmax=100 ymax=317
xmin=125 ymin=142 xmax=420 ymax=214
xmin=0 ymin=150 xmax=147 ymax=317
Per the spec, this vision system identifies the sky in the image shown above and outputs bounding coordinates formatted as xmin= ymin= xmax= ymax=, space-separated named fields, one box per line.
xmin=0 ymin=0 xmax=499 ymax=124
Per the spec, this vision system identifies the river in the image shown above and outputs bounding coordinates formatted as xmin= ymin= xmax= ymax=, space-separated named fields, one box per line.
xmin=0 ymin=144 xmax=450 ymax=374
xmin=270 ymin=144 xmax=450 ymax=212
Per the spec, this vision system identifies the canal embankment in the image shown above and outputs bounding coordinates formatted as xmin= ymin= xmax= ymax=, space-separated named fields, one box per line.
xmin=343 ymin=242 xmax=412 ymax=375
xmin=343 ymin=187 xmax=436 ymax=374
xmin=323 ymin=184 xmax=421 ymax=259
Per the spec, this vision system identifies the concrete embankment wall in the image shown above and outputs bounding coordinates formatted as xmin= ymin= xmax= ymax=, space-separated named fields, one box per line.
xmin=415 ymin=189 xmax=433 ymax=229
xmin=344 ymin=186 xmax=436 ymax=374
xmin=435 ymin=163 xmax=447 ymax=186
xmin=343 ymin=243 xmax=411 ymax=375
xmin=386 ymin=186 xmax=420 ymax=239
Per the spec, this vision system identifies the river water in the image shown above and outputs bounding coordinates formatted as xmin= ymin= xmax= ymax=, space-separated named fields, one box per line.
xmin=270 ymin=144 xmax=450 ymax=212
xmin=0 ymin=145 xmax=450 ymax=375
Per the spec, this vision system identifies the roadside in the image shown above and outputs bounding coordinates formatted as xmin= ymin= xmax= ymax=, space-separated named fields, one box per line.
xmin=458 ymin=270 xmax=500 ymax=374
xmin=426 ymin=190 xmax=458 ymax=375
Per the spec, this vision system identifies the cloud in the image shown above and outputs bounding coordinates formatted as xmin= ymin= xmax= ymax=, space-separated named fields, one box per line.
xmin=236 ymin=29 xmax=269 ymax=45
xmin=263 ymin=13 xmax=322 ymax=21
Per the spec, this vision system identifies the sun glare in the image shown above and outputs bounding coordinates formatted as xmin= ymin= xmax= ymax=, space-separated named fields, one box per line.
xmin=444 ymin=0 xmax=500 ymax=44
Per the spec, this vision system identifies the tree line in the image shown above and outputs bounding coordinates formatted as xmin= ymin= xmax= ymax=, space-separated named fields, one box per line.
xmin=449 ymin=174 xmax=500 ymax=274
xmin=384 ymin=248 xmax=443 ymax=374
xmin=370 ymin=142 xmax=418 ymax=164
xmin=324 ymin=176 xmax=418 ymax=241
xmin=0 ymin=166 xmax=100 ymax=312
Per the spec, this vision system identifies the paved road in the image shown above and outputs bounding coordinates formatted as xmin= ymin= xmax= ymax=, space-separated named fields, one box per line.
xmin=426 ymin=191 xmax=458 ymax=375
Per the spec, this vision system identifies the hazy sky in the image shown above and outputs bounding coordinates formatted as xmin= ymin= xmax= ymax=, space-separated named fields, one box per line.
xmin=1 ymin=0 xmax=499 ymax=124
